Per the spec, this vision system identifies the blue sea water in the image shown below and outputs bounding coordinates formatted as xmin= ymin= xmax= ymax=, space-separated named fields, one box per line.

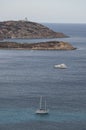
xmin=0 ymin=23 xmax=86 ymax=130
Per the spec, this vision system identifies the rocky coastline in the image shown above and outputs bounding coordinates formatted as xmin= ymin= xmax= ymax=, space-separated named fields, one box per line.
xmin=0 ymin=21 xmax=67 ymax=39
xmin=0 ymin=41 xmax=76 ymax=50
xmin=0 ymin=20 xmax=76 ymax=50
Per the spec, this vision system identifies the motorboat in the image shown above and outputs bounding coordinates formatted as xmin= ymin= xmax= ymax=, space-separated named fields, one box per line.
xmin=54 ymin=63 xmax=67 ymax=69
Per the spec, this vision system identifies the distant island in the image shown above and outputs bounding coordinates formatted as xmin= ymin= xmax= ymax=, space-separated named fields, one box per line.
xmin=0 ymin=20 xmax=67 ymax=39
xmin=0 ymin=20 xmax=76 ymax=50
xmin=0 ymin=41 xmax=76 ymax=50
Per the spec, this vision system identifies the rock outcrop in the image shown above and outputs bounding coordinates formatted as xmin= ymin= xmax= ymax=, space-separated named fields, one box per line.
xmin=0 ymin=41 xmax=76 ymax=50
xmin=0 ymin=20 xmax=67 ymax=39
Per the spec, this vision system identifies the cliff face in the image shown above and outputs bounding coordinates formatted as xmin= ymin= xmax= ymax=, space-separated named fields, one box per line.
xmin=0 ymin=21 xmax=67 ymax=39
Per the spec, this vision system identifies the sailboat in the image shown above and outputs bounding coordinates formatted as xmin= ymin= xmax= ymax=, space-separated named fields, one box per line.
xmin=35 ymin=96 xmax=49 ymax=115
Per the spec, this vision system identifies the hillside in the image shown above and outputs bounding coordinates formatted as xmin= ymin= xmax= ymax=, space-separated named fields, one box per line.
xmin=0 ymin=20 xmax=67 ymax=39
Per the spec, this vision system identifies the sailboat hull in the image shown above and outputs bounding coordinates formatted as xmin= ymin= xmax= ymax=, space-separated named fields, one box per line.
xmin=36 ymin=109 xmax=49 ymax=115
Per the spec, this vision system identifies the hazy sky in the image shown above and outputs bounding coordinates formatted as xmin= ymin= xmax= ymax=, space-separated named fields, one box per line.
xmin=0 ymin=0 xmax=86 ymax=23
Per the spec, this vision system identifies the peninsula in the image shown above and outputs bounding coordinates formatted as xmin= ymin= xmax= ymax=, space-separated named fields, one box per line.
xmin=0 ymin=20 xmax=67 ymax=39
xmin=0 ymin=41 xmax=76 ymax=50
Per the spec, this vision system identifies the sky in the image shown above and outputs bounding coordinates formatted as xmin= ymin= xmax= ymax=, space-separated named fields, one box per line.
xmin=0 ymin=0 xmax=86 ymax=23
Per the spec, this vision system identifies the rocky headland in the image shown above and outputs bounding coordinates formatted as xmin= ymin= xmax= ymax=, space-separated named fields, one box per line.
xmin=0 ymin=41 xmax=76 ymax=50
xmin=0 ymin=20 xmax=76 ymax=50
xmin=0 ymin=20 xmax=67 ymax=39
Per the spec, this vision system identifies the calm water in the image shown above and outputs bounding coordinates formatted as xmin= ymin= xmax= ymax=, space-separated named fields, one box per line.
xmin=0 ymin=23 xmax=86 ymax=130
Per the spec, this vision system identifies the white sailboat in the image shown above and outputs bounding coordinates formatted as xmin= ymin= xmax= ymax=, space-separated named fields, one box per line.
xmin=36 ymin=96 xmax=49 ymax=115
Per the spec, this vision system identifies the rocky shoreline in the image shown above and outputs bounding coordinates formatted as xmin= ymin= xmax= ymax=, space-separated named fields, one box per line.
xmin=0 ymin=41 xmax=76 ymax=50
xmin=0 ymin=21 xmax=76 ymax=50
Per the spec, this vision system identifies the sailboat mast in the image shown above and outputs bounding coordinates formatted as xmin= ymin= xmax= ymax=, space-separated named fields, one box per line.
xmin=45 ymin=100 xmax=46 ymax=110
xmin=40 ymin=96 xmax=42 ymax=109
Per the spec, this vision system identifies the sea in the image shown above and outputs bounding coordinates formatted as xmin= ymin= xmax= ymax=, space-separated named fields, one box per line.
xmin=0 ymin=23 xmax=86 ymax=130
